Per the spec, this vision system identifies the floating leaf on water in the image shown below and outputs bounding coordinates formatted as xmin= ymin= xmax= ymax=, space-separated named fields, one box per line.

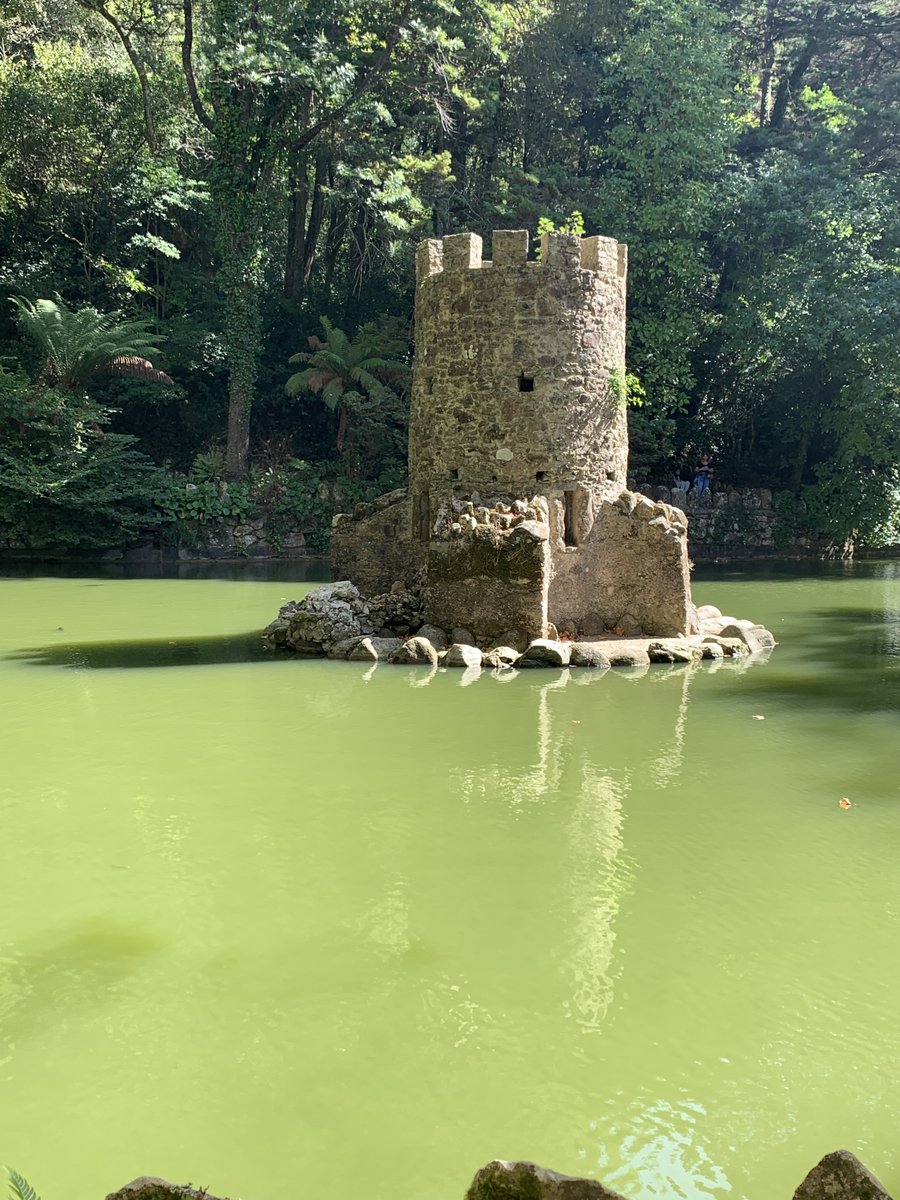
xmin=839 ymin=798 xmax=852 ymax=809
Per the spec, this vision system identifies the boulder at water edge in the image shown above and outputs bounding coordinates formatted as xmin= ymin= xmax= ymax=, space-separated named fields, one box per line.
xmin=516 ymin=639 xmax=571 ymax=668
xmin=465 ymin=1160 xmax=629 ymax=1200
xmin=389 ymin=637 xmax=440 ymax=666
xmin=445 ymin=643 xmax=484 ymax=668
xmin=106 ymin=1180 xmax=229 ymax=1200
xmin=792 ymin=1150 xmax=893 ymax=1200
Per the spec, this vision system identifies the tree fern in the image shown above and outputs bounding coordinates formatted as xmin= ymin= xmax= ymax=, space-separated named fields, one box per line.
xmin=11 ymin=297 xmax=173 ymax=390
xmin=5 ymin=1166 xmax=41 ymax=1200
xmin=286 ymin=317 xmax=408 ymax=451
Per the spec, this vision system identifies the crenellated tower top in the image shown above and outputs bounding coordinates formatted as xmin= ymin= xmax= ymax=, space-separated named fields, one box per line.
xmin=415 ymin=230 xmax=627 ymax=284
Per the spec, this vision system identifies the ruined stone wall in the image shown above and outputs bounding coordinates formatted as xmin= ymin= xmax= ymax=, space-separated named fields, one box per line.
xmin=409 ymin=229 xmax=628 ymax=512
xmin=546 ymin=491 xmax=694 ymax=637
xmin=330 ymin=489 xmax=419 ymax=596
xmin=590 ymin=493 xmax=694 ymax=636
xmin=425 ymin=496 xmax=551 ymax=644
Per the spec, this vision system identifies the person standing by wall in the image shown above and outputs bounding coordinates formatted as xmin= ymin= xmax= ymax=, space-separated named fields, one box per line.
xmin=693 ymin=452 xmax=715 ymax=495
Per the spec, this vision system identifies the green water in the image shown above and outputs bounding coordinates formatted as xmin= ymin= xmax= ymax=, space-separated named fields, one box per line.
xmin=1 ymin=560 xmax=900 ymax=1200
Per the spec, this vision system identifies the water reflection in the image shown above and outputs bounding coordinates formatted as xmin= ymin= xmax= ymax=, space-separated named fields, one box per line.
xmin=447 ymin=666 xmax=723 ymax=1036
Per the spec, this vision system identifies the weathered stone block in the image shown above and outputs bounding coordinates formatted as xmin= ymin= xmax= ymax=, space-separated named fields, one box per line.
xmin=416 ymin=623 xmax=448 ymax=650
xmin=426 ymin=527 xmax=549 ymax=646
xmin=442 ymin=231 xmax=482 ymax=270
xmin=492 ymin=229 xmax=529 ymax=267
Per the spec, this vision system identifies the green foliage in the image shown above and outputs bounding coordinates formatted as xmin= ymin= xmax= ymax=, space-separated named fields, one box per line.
xmin=608 ymin=368 xmax=645 ymax=408
xmin=0 ymin=0 xmax=897 ymax=547
xmin=11 ymin=297 xmax=173 ymax=390
xmin=5 ymin=1166 xmax=41 ymax=1200
xmin=772 ymin=490 xmax=800 ymax=550
xmin=252 ymin=458 xmax=332 ymax=551
xmin=0 ymin=365 xmax=161 ymax=548
xmin=286 ymin=316 xmax=409 ymax=456
xmin=535 ymin=211 xmax=585 ymax=258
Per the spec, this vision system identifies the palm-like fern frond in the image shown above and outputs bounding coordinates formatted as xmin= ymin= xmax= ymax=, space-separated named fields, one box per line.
xmin=285 ymin=316 xmax=409 ymax=450
xmin=5 ymin=1166 xmax=42 ymax=1200
xmin=11 ymin=297 xmax=173 ymax=389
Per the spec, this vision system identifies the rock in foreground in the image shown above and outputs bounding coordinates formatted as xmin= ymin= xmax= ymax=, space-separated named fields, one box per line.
xmin=106 ymin=1180 xmax=229 ymax=1200
xmin=466 ymin=1160 xmax=629 ymax=1200
xmin=792 ymin=1150 xmax=893 ymax=1200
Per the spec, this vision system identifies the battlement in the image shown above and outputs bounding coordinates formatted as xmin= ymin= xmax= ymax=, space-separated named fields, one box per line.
xmin=415 ymin=229 xmax=627 ymax=284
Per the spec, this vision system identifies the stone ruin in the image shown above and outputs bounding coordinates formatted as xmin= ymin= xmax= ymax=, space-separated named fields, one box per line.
xmin=267 ymin=228 xmax=773 ymax=663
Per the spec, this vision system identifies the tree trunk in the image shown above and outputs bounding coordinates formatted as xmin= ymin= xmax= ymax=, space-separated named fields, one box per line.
xmin=221 ymin=256 xmax=261 ymax=480
xmin=758 ymin=0 xmax=781 ymax=126
xmin=790 ymin=428 xmax=809 ymax=491
xmin=302 ymin=150 xmax=328 ymax=285
xmin=284 ymin=162 xmax=310 ymax=300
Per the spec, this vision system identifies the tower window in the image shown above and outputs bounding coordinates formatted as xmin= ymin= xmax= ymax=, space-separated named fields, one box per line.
xmin=518 ymin=375 xmax=534 ymax=392
xmin=535 ymin=471 xmax=546 ymax=482
xmin=449 ymin=468 xmax=459 ymax=480
xmin=564 ymin=490 xmax=579 ymax=547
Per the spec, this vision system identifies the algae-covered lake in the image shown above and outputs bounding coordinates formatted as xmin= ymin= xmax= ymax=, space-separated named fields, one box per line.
xmin=1 ymin=560 xmax=899 ymax=1200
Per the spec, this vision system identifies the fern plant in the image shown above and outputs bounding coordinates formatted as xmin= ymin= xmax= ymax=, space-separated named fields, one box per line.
xmin=285 ymin=317 xmax=407 ymax=453
xmin=11 ymin=296 xmax=173 ymax=390
xmin=5 ymin=1166 xmax=41 ymax=1200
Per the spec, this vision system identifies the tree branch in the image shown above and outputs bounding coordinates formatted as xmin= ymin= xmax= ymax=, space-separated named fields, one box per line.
xmin=289 ymin=0 xmax=412 ymax=154
xmin=182 ymin=0 xmax=215 ymax=134
xmin=77 ymin=0 xmax=158 ymax=153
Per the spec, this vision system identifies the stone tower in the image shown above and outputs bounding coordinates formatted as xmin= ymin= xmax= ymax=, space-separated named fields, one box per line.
xmin=331 ymin=229 xmax=695 ymax=644
xmin=409 ymin=229 xmax=628 ymax=510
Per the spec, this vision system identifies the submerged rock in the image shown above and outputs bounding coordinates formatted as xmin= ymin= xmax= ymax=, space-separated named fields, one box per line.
xmin=482 ymin=645 xmax=521 ymax=669
xmin=348 ymin=636 xmax=402 ymax=662
xmin=607 ymin=646 xmax=651 ymax=669
xmin=647 ymin=639 xmax=703 ymax=663
xmin=792 ymin=1150 xmax=893 ymax=1200
xmin=718 ymin=621 xmax=776 ymax=653
xmin=465 ymin=1160 xmax=629 ymax=1200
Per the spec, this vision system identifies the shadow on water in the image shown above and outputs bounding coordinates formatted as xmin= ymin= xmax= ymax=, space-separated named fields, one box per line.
xmin=693 ymin=558 xmax=900 ymax=584
xmin=0 ymin=917 xmax=164 ymax=1045
xmin=8 ymin=631 xmax=273 ymax=669
xmin=0 ymin=557 xmax=330 ymax=583
xmin=738 ymin=604 xmax=900 ymax=716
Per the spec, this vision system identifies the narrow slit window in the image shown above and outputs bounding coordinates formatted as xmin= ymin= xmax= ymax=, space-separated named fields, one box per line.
xmin=518 ymin=374 xmax=534 ymax=392
xmin=535 ymin=471 xmax=546 ymax=482
xmin=449 ymin=468 xmax=459 ymax=481
xmin=415 ymin=492 xmax=430 ymax=542
xmin=564 ymin=490 xmax=579 ymax=547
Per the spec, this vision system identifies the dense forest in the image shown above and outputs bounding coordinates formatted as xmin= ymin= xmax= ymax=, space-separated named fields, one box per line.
xmin=0 ymin=0 xmax=897 ymax=551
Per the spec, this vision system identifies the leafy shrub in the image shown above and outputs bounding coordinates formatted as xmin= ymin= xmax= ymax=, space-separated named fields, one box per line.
xmin=0 ymin=366 xmax=160 ymax=548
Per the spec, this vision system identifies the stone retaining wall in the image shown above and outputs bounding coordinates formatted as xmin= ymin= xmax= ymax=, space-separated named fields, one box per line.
xmin=635 ymin=485 xmax=821 ymax=559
